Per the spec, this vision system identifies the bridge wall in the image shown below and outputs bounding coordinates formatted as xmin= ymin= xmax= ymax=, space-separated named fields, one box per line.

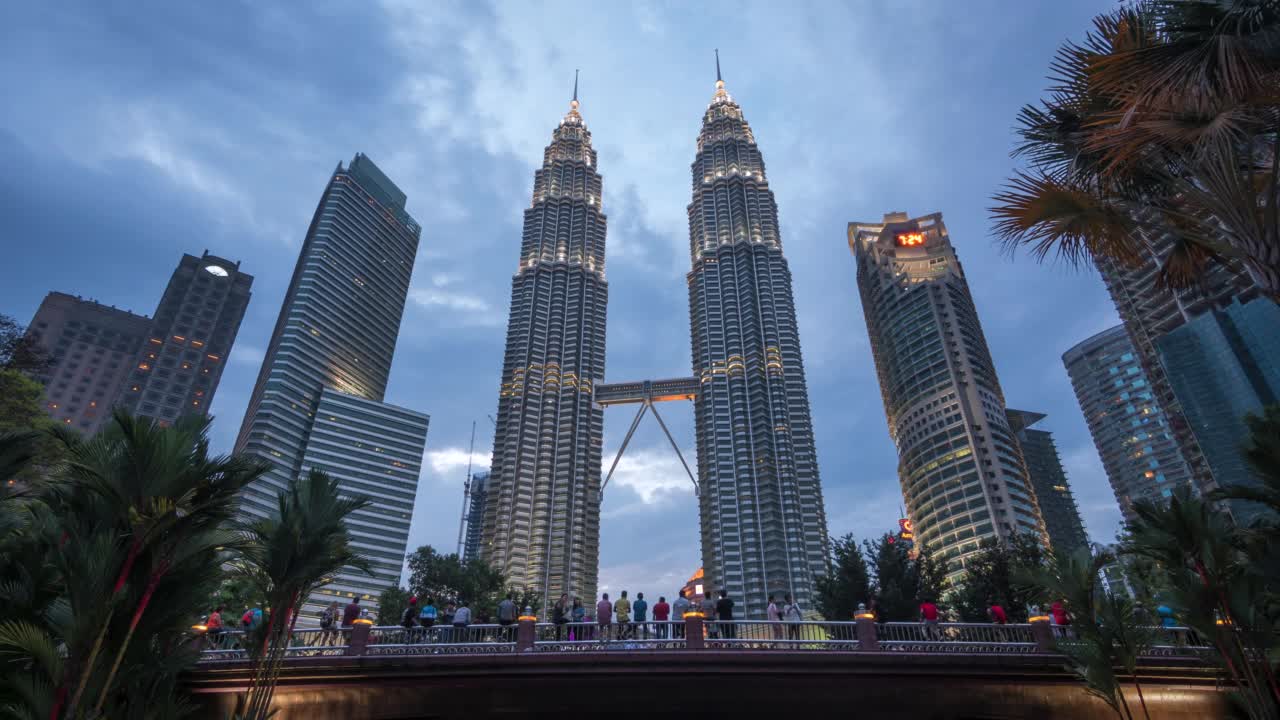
xmin=185 ymin=650 xmax=1227 ymax=719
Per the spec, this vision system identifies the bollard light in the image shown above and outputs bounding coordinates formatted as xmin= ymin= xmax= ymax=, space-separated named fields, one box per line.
xmin=682 ymin=611 xmax=704 ymax=619
xmin=353 ymin=618 xmax=374 ymax=626
xmin=190 ymin=624 xmax=208 ymax=634
xmin=854 ymin=613 xmax=875 ymax=620
xmin=518 ymin=615 xmax=537 ymax=622
xmin=1028 ymin=615 xmax=1050 ymax=623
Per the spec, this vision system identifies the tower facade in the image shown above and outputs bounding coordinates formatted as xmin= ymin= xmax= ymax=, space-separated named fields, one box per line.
xmin=1006 ymin=409 xmax=1089 ymax=558
xmin=851 ymin=212 xmax=1046 ymax=580
xmin=463 ymin=471 xmax=489 ymax=563
xmin=235 ymin=153 xmax=428 ymax=618
xmin=481 ymin=90 xmax=608 ymax=606
xmin=686 ymin=67 xmax=829 ymax=617
xmin=1063 ymin=325 xmax=1196 ymax=521
xmin=119 ymin=252 xmax=252 ymax=425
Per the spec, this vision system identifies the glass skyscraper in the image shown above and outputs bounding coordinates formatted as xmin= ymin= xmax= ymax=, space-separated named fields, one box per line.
xmin=481 ymin=91 xmax=608 ymax=607
xmin=1062 ymin=325 xmax=1195 ymax=521
xmin=851 ymin=211 xmax=1046 ymax=580
xmin=463 ymin=470 xmax=489 ymax=563
xmin=1005 ymin=409 xmax=1089 ymax=558
xmin=686 ymin=68 xmax=829 ymax=617
xmin=1156 ymin=297 xmax=1280 ymax=524
xmin=235 ymin=153 xmax=428 ymax=617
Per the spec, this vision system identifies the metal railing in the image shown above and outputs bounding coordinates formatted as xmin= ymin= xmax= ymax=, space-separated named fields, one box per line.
xmin=196 ymin=620 xmax=1215 ymax=662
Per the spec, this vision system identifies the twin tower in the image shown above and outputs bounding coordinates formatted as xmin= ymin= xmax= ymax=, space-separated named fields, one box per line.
xmin=479 ymin=64 xmax=830 ymax=618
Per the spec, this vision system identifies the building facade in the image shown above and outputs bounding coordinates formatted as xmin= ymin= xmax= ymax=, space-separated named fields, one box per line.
xmin=462 ymin=471 xmax=489 ymax=563
xmin=1155 ymin=298 xmax=1280 ymax=524
xmin=851 ymin=211 xmax=1046 ymax=580
xmin=481 ymin=92 xmax=608 ymax=608
xmin=686 ymin=69 xmax=829 ymax=618
xmin=235 ymin=153 xmax=426 ymax=616
xmin=1094 ymin=239 xmax=1260 ymax=497
xmin=297 ymin=388 xmax=428 ymax=618
xmin=117 ymin=252 xmax=252 ymax=425
xmin=1063 ymin=325 xmax=1196 ymax=521
xmin=26 ymin=292 xmax=152 ymax=435
xmin=1005 ymin=409 xmax=1089 ymax=558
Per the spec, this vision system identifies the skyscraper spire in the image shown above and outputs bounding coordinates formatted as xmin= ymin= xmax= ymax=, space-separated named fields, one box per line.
xmin=564 ymin=69 xmax=582 ymax=124
xmin=715 ymin=48 xmax=722 ymax=83
xmin=573 ymin=68 xmax=579 ymax=103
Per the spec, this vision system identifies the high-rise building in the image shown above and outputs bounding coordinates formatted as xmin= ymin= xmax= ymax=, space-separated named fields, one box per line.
xmin=297 ymin=388 xmax=428 ymax=617
xmin=462 ymin=470 xmax=489 ymax=563
xmin=851 ymin=211 xmax=1047 ymax=580
xmin=1155 ymin=297 xmax=1280 ymax=524
xmin=481 ymin=87 xmax=608 ymax=608
xmin=1094 ymin=237 xmax=1266 ymax=498
xmin=1063 ymin=325 xmax=1197 ymax=521
xmin=236 ymin=153 xmax=428 ymax=616
xmin=26 ymin=292 xmax=152 ymax=435
xmin=1005 ymin=409 xmax=1089 ymax=558
xmin=118 ymin=252 xmax=252 ymax=425
xmin=686 ymin=64 xmax=829 ymax=618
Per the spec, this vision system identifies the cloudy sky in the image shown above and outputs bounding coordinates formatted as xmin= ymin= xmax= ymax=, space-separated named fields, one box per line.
xmin=2 ymin=1 xmax=1125 ymax=597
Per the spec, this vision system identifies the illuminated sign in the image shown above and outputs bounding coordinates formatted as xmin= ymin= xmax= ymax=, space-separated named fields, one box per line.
xmin=896 ymin=231 xmax=926 ymax=247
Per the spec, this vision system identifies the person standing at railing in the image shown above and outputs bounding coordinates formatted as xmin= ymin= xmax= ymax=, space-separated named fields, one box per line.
xmin=497 ymin=592 xmax=518 ymax=641
xmin=987 ymin=599 xmax=1008 ymax=642
xmin=319 ymin=602 xmax=339 ymax=646
xmin=596 ymin=593 xmax=613 ymax=641
xmin=341 ymin=597 xmax=361 ymax=629
xmin=633 ymin=592 xmax=648 ymax=639
xmin=672 ymin=591 xmax=690 ymax=639
xmin=919 ymin=598 xmax=940 ymax=641
xmin=401 ymin=596 xmax=420 ymax=642
xmin=614 ymin=591 xmax=632 ymax=640
xmin=783 ymin=594 xmax=803 ymax=640
xmin=571 ymin=597 xmax=585 ymax=640
xmin=767 ymin=596 xmax=783 ymax=640
xmin=453 ymin=599 xmax=471 ymax=641
xmin=553 ymin=593 xmax=570 ymax=640
xmin=716 ymin=589 xmax=736 ymax=639
xmin=206 ymin=606 xmax=224 ymax=647
xmin=653 ymin=596 xmax=670 ymax=638
xmin=419 ymin=597 xmax=438 ymax=642
xmin=702 ymin=591 xmax=718 ymax=639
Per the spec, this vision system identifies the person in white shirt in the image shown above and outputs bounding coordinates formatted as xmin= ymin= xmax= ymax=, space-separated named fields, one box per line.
xmin=767 ymin=596 xmax=783 ymax=640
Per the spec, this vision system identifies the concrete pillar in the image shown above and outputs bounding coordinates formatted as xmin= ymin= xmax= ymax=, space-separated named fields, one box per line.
xmin=346 ymin=621 xmax=372 ymax=656
xmin=855 ymin=616 xmax=879 ymax=651
xmin=1029 ymin=617 xmax=1055 ymax=652
xmin=684 ymin=614 xmax=705 ymax=650
xmin=516 ymin=617 xmax=536 ymax=652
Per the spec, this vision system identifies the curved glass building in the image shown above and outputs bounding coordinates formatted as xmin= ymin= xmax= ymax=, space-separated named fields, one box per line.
xmin=687 ymin=68 xmax=829 ymax=618
xmin=850 ymin=212 xmax=1046 ymax=579
xmin=481 ymin=91 xmax=608 ymax=608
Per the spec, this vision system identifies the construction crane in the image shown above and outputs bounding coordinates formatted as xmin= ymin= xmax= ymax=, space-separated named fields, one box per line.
xmin=454 ymin=421 xmax=476 ymax=557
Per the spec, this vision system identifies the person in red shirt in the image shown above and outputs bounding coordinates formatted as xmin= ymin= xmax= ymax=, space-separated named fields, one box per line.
xmin=988 ymin=602 xmax=1008 ymax=624
xmin=1051 ymin=601 xmax=1070 ymax=626
xmin=918 ymin=599 xmax=940 ymax=640
xmin=653 ymin=596 xmax=671 ymax=639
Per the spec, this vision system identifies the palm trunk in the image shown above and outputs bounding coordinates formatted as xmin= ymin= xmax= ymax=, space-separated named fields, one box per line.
xmin=1132 ymin=674 xmax=1150 ymax=720
xmin=93 ymin=561 xmax=168 ymax=714
xmin=63 ymin=536 xmax=144 ymax=717
xmin=245 ymin=591 xmax=299 ymax=720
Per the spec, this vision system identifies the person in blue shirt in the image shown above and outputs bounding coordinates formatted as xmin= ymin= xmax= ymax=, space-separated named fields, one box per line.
xmin=633 ymin=592 xmax=649 ymax=639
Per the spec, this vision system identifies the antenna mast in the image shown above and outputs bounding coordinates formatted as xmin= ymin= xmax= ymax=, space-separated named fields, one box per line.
xmin=455 ymin=420 xmax=477 ymax=556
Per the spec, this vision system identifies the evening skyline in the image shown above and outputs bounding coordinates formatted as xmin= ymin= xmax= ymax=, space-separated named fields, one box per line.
xmin=0 ymin=1 xmax=1122 ymax=597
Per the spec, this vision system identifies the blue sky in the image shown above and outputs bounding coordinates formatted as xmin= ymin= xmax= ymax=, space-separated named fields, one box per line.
xmin=1 ymin=1 xmax=1124 ymax=597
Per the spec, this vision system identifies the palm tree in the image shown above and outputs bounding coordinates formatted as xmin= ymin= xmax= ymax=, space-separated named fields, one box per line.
xmin=991 ymin=1 xmax=1280 ymax=299
xmin=1016 ymin=547 xmax=1153 ymax=719
xmin=1124 ymin=488 xmax=1279 ymax=718
xmin=233 ymin=469 xmax=371 ymax=720
xmin=0 ymin=411 xmax=266 ymax=719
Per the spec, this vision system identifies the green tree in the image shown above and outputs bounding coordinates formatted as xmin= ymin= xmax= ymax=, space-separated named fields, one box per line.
xmin=233 ymin=469 xmax=371 ymax=720
xmin=0 ymin=412 xmax=263 ymax=719
xmin=949 ymin=533 xmax=1048 ymax=622
xmin=378 ymin=586 xmax=411 ymax=626
xmin=990 ymin=2 xmax=1280 ymax=299
xmin=407 ymin=546 xmax=501 ymax=605
xmin=0 ymin=313 xmax=51 ymax=374
xmin=863 ymin=535 xmax=950 ymax=621
xmin=815 ymin=533 xmax=871 ymax=620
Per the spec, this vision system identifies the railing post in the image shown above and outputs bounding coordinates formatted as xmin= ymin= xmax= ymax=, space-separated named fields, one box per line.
xmin=684 ymin=613 xmax=705 ymax=649
xmin=346 ymin=620 xmax=372 ymax=656
xmin=855 ymin=616 xmax=879 ymax=651
xmin=516 ymin=615 xmax=537 ymax=652
xmin=1029 ymin=616 xmax=1054 ymax=653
